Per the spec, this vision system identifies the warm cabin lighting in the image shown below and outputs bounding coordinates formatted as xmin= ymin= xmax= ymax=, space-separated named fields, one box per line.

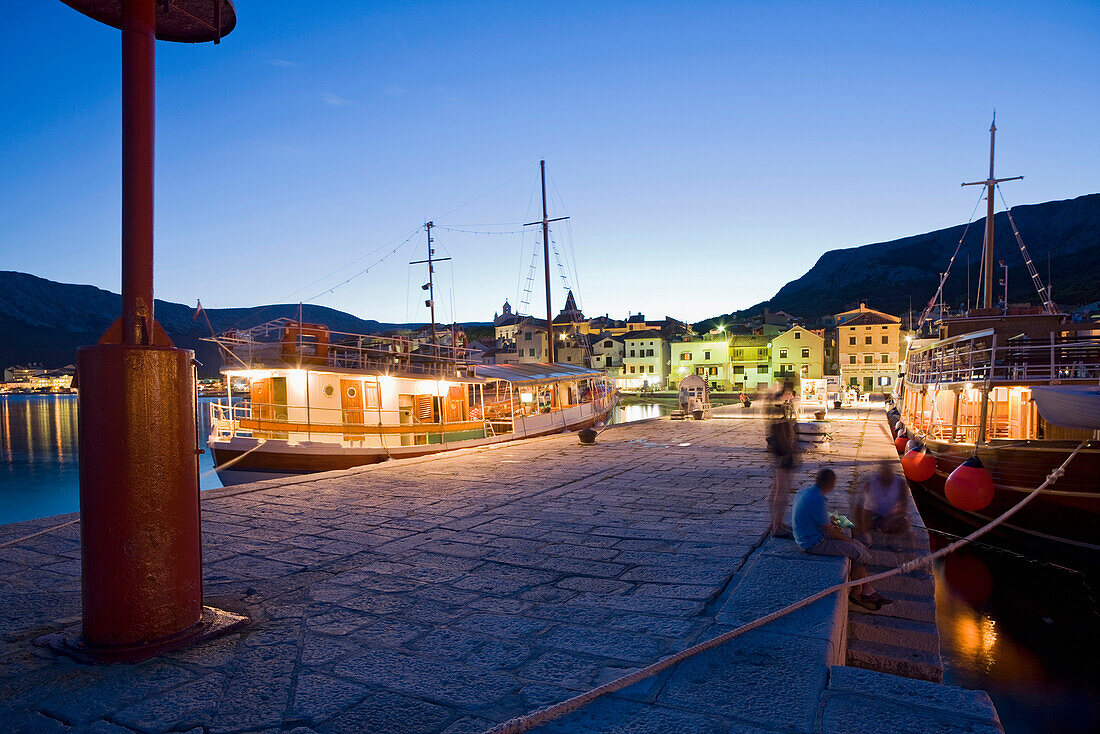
xmin=519 ymin=392 xmax=533 ymax=403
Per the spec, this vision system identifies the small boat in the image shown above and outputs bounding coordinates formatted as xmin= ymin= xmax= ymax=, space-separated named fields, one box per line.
xmin=896 ymin=120 xmax=1100 ymax=557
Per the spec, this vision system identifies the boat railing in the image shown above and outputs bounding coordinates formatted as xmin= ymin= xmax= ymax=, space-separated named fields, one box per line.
xmin=208 ymin=399 xmax=507 ymax=445
xmin=210 ymin=318 xmax=477 ymax=379
xmin=907 ymin=332 xmax=1100 ymax=386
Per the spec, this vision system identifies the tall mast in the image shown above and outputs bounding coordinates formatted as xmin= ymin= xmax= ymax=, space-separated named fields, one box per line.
xmin=524 ymin=160 xmax=569 ymax=363
xmin=410 ymin=221 xmax=450 ymax=350
xmin=962 ymin=114 xmax=1022 ymax=309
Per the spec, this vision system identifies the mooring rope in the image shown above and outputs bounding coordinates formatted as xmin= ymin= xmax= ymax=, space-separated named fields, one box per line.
xmin=481 ymin=439 xmax=1088 ymax=734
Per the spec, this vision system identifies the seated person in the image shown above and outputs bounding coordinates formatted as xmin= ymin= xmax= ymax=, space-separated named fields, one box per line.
xmin=792 ymin=468 xmax=892 ymax=611
xmin=853 ymin=462 xmax=911 ymax=545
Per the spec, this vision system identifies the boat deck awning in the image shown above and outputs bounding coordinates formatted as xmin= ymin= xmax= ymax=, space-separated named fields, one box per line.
xmin=1031 ymin=386 xmax=1100 ymax=430
xmin=473 ymin=363 xmax=605 ymax=385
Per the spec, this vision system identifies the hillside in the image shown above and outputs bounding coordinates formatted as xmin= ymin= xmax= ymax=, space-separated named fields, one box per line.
xmin=697 ymin=193 xmax=1100 ymax=329
xmin=0 ymin=272 xmax=485 ymax=376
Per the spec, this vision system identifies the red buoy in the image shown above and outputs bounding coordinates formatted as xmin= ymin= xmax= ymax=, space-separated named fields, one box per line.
xmin=894 ymin=435 xmax=909 ymax=453
xmin=945 ymin=455 xmax=995 ymax=512
xmin=901 ymin=447 xmax=936 ymax=482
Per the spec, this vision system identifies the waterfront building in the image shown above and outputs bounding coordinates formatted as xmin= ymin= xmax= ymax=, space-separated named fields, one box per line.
xmin=589 ymin=332 xmax=625 ymax=370
xmin=618 ymin=329 xmax=670 ymax=390
xmin=835 ymin=302 xmax=903 ymax=393
xmin=770 ymin=325 xmax=825 ymax=386
xmin=493 ymin=300 xmax=526 ymax=343
xmin=669 ymin=335 xmax=732 ymax=390
xmin=551 ymin=291 xmax=590 ymax=335
xmin=727 ymin=333 xmax=773 ymax=394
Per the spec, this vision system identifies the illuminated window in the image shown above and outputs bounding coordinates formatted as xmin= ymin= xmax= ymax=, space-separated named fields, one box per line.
xmin=680 ymin=352 xmax=691 ymax=360
xmin=779 ymin=348 xmax=788 ymax=359
xmin=801 ymin=348 xmax=810 ymax=358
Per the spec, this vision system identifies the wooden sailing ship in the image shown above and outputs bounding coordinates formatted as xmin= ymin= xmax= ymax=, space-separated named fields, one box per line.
xmin=896 ymin=120 xmax=1100 ymax=555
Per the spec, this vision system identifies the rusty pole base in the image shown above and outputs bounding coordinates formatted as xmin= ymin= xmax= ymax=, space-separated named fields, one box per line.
xmin=35 ymin=605 xmax=248 ymax=665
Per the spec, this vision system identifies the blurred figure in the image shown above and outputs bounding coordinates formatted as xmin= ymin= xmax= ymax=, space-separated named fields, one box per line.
xmin=853 ymin=461 xmax=911 ymax=545
xmin=766 ymin=383 xmax=798 ymax=537
xmin=793 ymin=468 xmax=892 ymax=611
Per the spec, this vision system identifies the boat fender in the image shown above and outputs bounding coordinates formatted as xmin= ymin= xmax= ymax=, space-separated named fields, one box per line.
xmin=945 ymin=455 xmax=995 ymax=512
xmin=905 ymin=438 xmax=921 ymax=453
xmin=894 ymin=435 xmax=909 ymax=453
xmin=901 ymin=447 xmax=936 ymax=482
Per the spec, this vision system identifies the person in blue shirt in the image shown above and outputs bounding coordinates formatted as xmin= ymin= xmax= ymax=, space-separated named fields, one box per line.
xmin=792 ymin=468 xmax=892 ymax=611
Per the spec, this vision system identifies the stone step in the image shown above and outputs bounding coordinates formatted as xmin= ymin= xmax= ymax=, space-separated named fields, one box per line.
xmin=846 ymin=637 xmax=943 ymax=683
xmin=849 ymin=588 xmax=937 ymax=624
xmin=848 ymin=614 xmax=939 ymax=653
xmin=867 ymin=571 xmax=934 ymax=598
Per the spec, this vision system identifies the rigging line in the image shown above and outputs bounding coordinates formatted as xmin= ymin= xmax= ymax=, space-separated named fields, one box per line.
xmin=995 ymin=184 xmax=1056 ymax=313
xmin=279 ymin=224 xmax=423 ymax=303
xmin=436 ymin=226 xmax=528 ymax=235
xmin=439 ymin=221 xmax=528 ymax=227
xmin=302 ymin=231 xmax=421 ymax=304
xmin=433 ymin=163 xmax=539 ymax=223
xmin=915 ymin=187 xmax=986 ymax=331
xmin=547 ymin=168 xmax=583 ymax=309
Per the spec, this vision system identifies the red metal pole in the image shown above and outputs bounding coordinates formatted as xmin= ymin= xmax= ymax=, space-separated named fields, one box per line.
xmin=76 ymin=0 xmax=204 ymax=657
xmin=121 ymin=0 xmax=156 ymax=346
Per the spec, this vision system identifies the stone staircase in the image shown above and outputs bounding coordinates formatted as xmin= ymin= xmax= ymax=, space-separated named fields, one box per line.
xmin=842 ymin=461 xmax=944 ymax=682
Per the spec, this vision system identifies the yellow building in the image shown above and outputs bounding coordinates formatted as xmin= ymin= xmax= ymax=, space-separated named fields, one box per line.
xmin=835 ymin=303 xmax=902 ymax=393
xmin=770 ymin=325 xmax=824 ymax=386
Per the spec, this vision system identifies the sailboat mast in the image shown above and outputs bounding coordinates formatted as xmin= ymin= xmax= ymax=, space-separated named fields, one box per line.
xmin=982 ymin=121 xmax=996 ymax=309
xmin=426 ymin=221 xmax=438 ymax=346
xmin=540 ymin=161 xmax=555 ymax=363
xmin=962 ymin=114 xmax=1023 ymax=310
xmin=410 ymin=222 xmax=451 ymax=351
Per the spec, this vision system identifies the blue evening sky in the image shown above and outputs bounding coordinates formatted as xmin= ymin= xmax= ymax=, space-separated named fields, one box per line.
xmin=2 ymin=1 xmax=1097 ymax=324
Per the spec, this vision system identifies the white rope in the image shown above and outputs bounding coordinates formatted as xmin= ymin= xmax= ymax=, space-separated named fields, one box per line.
xmin=482 ymin=439 xmax=1088 ymax=734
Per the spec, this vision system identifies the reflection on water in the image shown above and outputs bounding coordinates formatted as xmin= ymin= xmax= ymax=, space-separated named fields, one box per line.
xmin=933 ymin=535 xmax=1100 ymax=733
xmin=0 ymin=394 xmax=224 ymax=525
xmin=610 ymin=402 xmax=670 ymax=424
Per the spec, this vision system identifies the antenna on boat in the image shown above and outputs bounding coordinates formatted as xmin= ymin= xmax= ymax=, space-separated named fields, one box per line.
xmin=524 ymin=160 xmax=569 ymax=363
xmin=410 ymin=221 xmax=451 ymax=350
xmin=962 ymin=113 xmax=1022 ymax=309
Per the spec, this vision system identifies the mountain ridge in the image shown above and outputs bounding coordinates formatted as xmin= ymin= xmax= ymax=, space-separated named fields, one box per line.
xmin=695 ymin=192 xmax=1100 ymax=331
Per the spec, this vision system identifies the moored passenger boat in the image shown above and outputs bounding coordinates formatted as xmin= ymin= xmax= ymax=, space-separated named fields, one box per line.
xmin=206 ymin=319 xmax=615 ymax=485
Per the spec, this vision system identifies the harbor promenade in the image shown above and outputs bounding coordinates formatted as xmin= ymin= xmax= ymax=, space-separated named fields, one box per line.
xmin=0 ymin=409 xmax=1002 ymax=733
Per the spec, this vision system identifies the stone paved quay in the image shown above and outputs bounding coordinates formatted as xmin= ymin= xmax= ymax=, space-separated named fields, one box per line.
xmin=1 ymin=410 xmax=1002 ymax=733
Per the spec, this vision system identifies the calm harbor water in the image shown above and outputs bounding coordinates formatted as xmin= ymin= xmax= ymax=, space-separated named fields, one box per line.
xmin=918 ymin=499 xmax=1100 ymax=733
xmin=0 ymin=394 xmax=666 ymax=525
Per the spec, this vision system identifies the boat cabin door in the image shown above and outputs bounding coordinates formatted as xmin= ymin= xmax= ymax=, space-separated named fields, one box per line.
xmin=250 ymin=376 xmax=288 ymax=438
xmin=341 ymin=379 xmax=365 ymax=441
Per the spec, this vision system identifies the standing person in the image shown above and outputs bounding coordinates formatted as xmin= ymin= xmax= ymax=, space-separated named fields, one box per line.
xmin=792 ymin=468 xmax=892 ymax=611
xmin=853 ymin=462 xmax=911 ymax=545
xmin=766 ymin=392 xmax=798 ymax=537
